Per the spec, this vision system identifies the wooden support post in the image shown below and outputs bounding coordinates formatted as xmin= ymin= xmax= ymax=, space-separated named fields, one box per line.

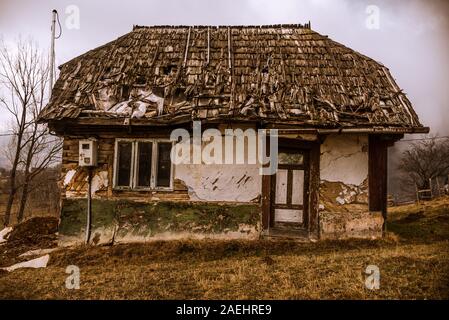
xmin=85 ymin=168 xmax=93 ymax=244
xmin=261 ymin=136 xmax=271 ymax=232
xmin=369 ymin=135 xmax=388 ymax=220
xmin=308 ymin=143 xmax=320 ymax=238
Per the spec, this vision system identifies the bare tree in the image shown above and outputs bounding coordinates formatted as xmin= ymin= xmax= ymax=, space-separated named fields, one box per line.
xmin=16 ymin=90 xmax=61 ymax=221
xmin=0 ymin=38 xmax=61 ymax=225
xmin=398 ymin=137 xmax=449 ymax=194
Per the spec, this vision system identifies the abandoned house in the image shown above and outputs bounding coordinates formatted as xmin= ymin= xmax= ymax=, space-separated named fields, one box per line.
xmin=38 ymin=24 xmax=429 ymax=245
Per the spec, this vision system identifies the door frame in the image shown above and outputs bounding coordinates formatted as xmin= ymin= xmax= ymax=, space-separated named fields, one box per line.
xmin=261 ymin=138 xmax=320 ymax=238
xmin=269 ymin=148 xmax=310 ymax=230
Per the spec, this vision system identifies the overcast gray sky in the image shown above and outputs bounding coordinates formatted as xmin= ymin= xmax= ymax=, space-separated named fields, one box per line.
xmin=0 ymin=0 xmax=448 ymax=135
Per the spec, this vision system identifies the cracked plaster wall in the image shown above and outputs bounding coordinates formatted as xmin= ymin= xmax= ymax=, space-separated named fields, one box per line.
xmin=174 ymin=136 xmax=262 ymax=202
xmin=319 ymin=134 xmax=382 ymax=239
xmin=320 ymin=134 xmax=368 ymax=186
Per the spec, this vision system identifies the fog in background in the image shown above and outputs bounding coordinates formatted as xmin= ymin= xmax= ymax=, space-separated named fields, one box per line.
xmin=1 ymin=0 xmax=448 ymax=197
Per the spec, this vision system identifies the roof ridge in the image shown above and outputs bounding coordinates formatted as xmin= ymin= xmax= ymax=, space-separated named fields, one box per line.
xmin=132 ymin=23 xmax=312 ymax=31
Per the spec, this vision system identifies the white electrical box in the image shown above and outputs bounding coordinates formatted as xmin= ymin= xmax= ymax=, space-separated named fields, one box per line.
xmin=79 ymin=139 xmax=98 ymax=167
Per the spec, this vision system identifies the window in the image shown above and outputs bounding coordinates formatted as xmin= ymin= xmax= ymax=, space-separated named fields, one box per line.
xmin=117 ymin=142 xmax=132 ymax=187
xmin=156 ymin=142 xmax=172 ymax=187
xmin=114 ymin=139 xmax=173 ymax=190
xmin=136 ymin=142 xmax=152 ymax=187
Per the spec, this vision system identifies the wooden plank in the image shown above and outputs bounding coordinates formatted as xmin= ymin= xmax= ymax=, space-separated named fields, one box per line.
xmin=261 ymin=173 xmax=271 ymax=230
xmin=307 ymin=141 xmax=320 ymax=237
xmin=274 ymin=209 xmax=303 ymax=223
xmin=368 ymin=135 xmax=388 ymax=219
xmin=286 ymin=169 xmax=293 ymax=205
xmin=261 ymin=134 xmax=272 ymax=231
xmin=273 ymin=204 xmax=303 ymax=210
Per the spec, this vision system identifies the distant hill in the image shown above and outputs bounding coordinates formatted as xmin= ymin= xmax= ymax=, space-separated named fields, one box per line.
xmin=0 ymin=135 xmax=10 ymax=169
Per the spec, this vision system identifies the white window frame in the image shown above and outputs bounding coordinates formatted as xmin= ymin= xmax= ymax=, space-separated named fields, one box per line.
xmin=113 ymin=138 xmax=174 ymax=191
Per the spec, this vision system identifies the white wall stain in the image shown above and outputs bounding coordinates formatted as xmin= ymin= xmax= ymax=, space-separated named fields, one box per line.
xmin=173 ymin=134 xmax=262 ymax=202
xmin=90 ymin=170 xmax=109 ymax=195
xmin=63 ymin=169 xmax=76 ymax=187
xmin=175 ymin=164 xmax=261 ymax=202
xmin=320 ymin=134 xmax=368 ymax=186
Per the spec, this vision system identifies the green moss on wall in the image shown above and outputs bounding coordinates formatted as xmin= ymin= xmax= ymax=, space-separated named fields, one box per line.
xmin=59 ymin=198 xmax=260 ymax=238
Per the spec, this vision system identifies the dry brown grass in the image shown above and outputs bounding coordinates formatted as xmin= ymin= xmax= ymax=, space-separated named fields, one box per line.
xmin=0 ymin=198 xmax=448 ymax=300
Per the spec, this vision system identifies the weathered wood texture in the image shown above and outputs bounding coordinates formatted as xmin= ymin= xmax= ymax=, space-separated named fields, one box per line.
xmin=261 ymin=138 xmax=320 ymax=236
xmin=61 ymin=136 xmax=189 ymax=201
xmin=368 ymin=135 xmax=388 ymax=218
xmin=261 ymin=173 xmax=271 ymax=230
xmin=39 ymin=25 xmax=425 ymax=132
xmin=308 ymin=142 xmax=320 ymax=237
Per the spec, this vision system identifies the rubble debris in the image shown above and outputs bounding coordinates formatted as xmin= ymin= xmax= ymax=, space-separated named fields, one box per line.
xmin=7 ymin=217 xmax=58 ymax=246
xmin=0 ymin=227 xmax=13 ymax=244
xmin=2 ymin=254 xmax=50 ymax=272
xmin=19 ymin=248 xmax=59 ymax=257
xmin=0 ymin=217 xmax=58 ymax=269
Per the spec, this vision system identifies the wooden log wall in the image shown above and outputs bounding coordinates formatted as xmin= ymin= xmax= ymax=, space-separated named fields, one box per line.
xmin=61 ymin=135 xmax=189 ymax=201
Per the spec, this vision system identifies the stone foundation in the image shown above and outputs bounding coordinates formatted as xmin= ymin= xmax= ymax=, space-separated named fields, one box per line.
xmin=319 ymin=211 xmax=384 ymax=240
xmin=59 ymin=198 xmax=261 ymax=246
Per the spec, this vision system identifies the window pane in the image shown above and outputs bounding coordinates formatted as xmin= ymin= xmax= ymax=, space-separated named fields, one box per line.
xmin=117 ymin=142 xmax=132 ymax=187
xmin=278 ymin=152 xmax=303 ymax=165
xmin=137 ymin=142 xmax=152 ymax=187
xmin=157 ymin=142 xmax=172 ymax=187
xmin=275 ymin=169 xmax=288 ymax=205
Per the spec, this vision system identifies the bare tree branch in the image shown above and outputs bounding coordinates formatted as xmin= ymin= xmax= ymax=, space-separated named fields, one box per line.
xmin=0 ymin=37 xmax=62 ymax=225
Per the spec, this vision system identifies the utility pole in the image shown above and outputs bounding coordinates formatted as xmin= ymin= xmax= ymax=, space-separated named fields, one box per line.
xmin=49 ymin=9 xmax=57 ymax=91
xmin=85 ymin=168 xmax=93 ymax=244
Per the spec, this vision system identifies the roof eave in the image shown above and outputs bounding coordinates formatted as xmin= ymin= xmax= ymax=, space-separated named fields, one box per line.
xmin=43 ymin=117 xmax=429 ymax=135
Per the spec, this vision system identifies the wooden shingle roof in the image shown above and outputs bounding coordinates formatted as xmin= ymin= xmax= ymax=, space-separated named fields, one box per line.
xmin=40 ymin=24 xmax=427 ymax=132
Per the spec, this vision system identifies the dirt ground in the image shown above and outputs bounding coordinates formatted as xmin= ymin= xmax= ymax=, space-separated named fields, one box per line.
xmin=0 ymin=197 xmax=448 ymax=300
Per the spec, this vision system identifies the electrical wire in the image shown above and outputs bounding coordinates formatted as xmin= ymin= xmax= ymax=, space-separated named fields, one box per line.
xmin=54 ymin=10 xmax=62 ymax=39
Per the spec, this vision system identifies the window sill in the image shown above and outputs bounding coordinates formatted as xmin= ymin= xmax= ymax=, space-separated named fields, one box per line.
xmin=112 ymin=187 xmax=174 ymax=193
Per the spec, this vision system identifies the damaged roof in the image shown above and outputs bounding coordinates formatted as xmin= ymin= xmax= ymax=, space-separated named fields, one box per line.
xmin=39 ymin=24 xmax=427 ymax=131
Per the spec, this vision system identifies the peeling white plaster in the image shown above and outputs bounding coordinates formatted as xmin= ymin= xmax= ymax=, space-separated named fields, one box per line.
xmin=175 ymin=164 xmax=261 ymax=202
xmin=110 ymin=99 xmax=132 ymax=114
xmin=320 ymin=134 xmax=368 ymax=186
xmin=108 ymin=88 xmax=164 ymax=118
xmin=173 ymin=135 xmax=262 ymax=202
xmin=63 ymin=169 xmax=76 ymax=187
xmin=0 ymin=227 xmax=12 ymax=244
xmin=2 ymin=254 xmax=50 ymax=272
xmin=19 ymin=248 xmax=58 ymax=257
xmin=90 ymin=171 xmax=109 ymax=195
xmin=131 ymin=100 xmax=151 ymax=118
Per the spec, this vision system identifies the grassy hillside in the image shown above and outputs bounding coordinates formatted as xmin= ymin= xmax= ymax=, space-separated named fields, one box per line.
xmin=0 ymin=197 xmax=448 ymax=299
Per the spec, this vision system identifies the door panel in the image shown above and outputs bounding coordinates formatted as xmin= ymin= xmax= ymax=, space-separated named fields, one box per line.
xmin=291 ymin=170 xmax=304 ymax=205
xmin=271 ymin=149 xmax=309 ymax=230
xmin=275 ymin=209 xmax=304 ymax=224
xmin=275 ymin=169 xmax=288 ymax=205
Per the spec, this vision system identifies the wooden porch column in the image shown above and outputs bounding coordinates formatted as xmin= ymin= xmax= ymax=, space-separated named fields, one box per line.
xmin=368 ymin=135 xmax=388 ymax=219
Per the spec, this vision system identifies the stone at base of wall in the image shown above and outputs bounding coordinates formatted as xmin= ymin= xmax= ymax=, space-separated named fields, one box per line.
xmin=319 ymin=211 xmax=384 ymax=240
xmin=58 ymin=198 xmax=261 ymax=246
